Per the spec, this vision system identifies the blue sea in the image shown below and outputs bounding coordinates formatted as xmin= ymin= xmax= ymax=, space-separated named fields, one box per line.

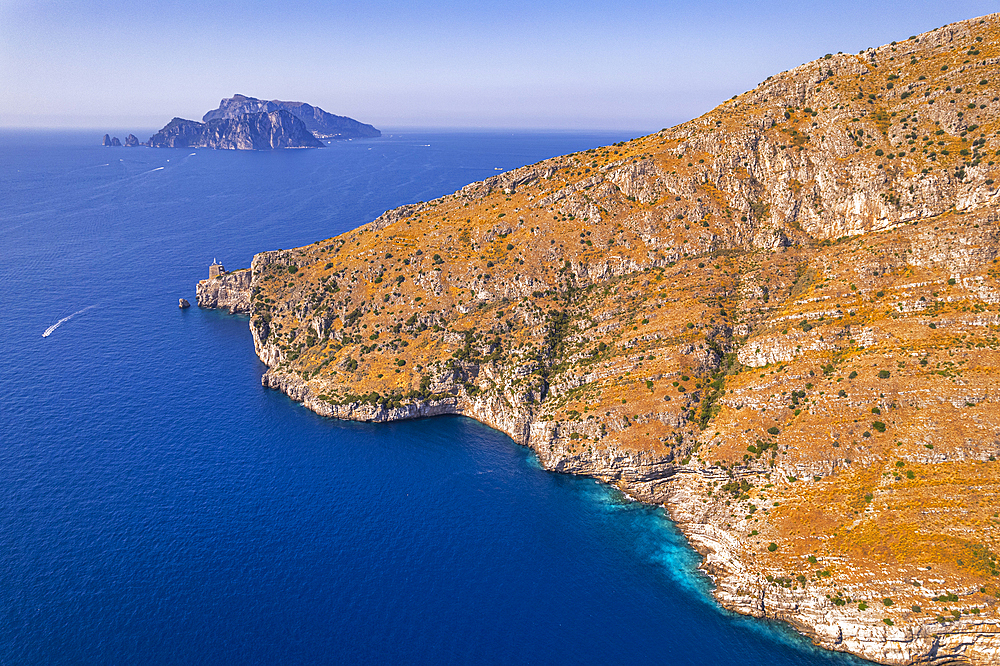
xmin=0 ymin=129 xmax=871 ymax=664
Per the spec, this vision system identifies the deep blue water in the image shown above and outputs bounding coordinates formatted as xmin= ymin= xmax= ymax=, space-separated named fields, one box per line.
xmin=0 ymin=129 xmax=870 ymax=664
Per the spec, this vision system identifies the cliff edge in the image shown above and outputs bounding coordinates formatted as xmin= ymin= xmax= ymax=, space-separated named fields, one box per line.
xmin=197 ymin=268 xmax=252 ymax=313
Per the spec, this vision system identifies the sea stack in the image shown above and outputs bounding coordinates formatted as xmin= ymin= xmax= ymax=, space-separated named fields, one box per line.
xmin=178 ymin=298 xmax=191 ymax=309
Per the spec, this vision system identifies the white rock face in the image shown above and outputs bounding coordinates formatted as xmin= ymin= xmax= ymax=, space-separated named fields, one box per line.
xmin=196 ymin=269 xmax=252 ymax=313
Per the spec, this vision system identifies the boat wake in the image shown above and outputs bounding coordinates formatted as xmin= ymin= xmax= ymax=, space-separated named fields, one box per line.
xmin=42 ymin=305 xmax=97 ymax=338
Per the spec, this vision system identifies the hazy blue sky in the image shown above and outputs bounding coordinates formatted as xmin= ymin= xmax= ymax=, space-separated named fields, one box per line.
xmin=0 ymin=1 xmax=995 ymax=131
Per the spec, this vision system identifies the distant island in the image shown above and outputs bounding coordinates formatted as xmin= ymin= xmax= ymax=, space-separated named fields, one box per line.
xmin=147 ymin=110 xmax=324 ymax=150
xmin=203 ymin=94 xmax=381 ymax=140
xmin=102 ymin=94 xmax=380 ymax=150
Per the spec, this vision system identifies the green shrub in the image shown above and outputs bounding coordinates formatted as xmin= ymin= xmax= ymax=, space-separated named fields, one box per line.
xmin=872 ymin=421 xmax=886 ymax=432
xmin=768 ymin=542 xmax=778 ymax=552
xmin=878 ymin=370 xmax=891 ymax=379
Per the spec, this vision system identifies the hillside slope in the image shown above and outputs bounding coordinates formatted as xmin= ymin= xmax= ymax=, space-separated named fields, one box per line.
xmin=201 ymin=14 xmax=1000 ymax=665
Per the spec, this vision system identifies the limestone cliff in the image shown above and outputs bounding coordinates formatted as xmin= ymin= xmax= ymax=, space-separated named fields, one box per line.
xmin=196 ymin=268 xmax=252 ymax=313
xmin=203 ymin=94 xmax=381 ymax=139
xmin=147 ymin=110 xmax=324 ymax=150
xmin=201 ymin=14 xmax=1000 ymax=665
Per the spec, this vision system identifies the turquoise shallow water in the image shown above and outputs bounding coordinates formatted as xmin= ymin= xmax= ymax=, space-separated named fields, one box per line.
xmin=0 ymin=129 xmax=871 ymax=664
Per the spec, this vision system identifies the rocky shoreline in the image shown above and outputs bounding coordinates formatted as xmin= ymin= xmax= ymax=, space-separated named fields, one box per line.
xmin=197 ymin=266 xmax=999 ymax=664
xmin=267 ymin=368 xmax=1000 ymax=665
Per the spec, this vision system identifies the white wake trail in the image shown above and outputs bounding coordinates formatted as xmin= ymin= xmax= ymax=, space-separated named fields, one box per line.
xmin=42 ymin=305 xmax=97 ymax=337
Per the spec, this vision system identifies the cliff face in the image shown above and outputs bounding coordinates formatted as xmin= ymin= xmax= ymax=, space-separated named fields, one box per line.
xmin=147 ymin=110 xmax=324 ymax=150
xmin=196 ymin=269 xmax=252 ymax=313
xmin=203 ymin=94 xmax=381 ymax=139
xmin=202 ymin=14 xmax=1000 ymax=665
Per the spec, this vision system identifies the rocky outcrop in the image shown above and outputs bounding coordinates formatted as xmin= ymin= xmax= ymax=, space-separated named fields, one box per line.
xmin=196 ymin=268 xmax=251 ymax=313
xmin=665 ymin=473 xmax=1000 ymax=665
xmin=124 ymin=134 xmax=140 ymax=147
xmin=179 ymin=298 xmax=190 ymax=309
xmin=203 ymin=94 xmax=381 ymax=139
xmin=147 ymin=110 xmax=324 ymax=150
xmin=102 ymin=134 xmax=122 ymax=147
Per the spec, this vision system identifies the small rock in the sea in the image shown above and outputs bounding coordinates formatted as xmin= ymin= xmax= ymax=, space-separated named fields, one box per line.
xmin=179 ymin=298 xmax=190 ymax=308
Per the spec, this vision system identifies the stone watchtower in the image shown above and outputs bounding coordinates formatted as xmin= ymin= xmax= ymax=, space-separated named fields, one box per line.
xmin=209 ymin=259 xmax=225 ymax=280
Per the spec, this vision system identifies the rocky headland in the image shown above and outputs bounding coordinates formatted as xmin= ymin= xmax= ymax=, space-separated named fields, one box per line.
xmin=198 ymin=15 xmax=1000 ymax=664
xmin=196 ymin=268 xmax=252 ymax=312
